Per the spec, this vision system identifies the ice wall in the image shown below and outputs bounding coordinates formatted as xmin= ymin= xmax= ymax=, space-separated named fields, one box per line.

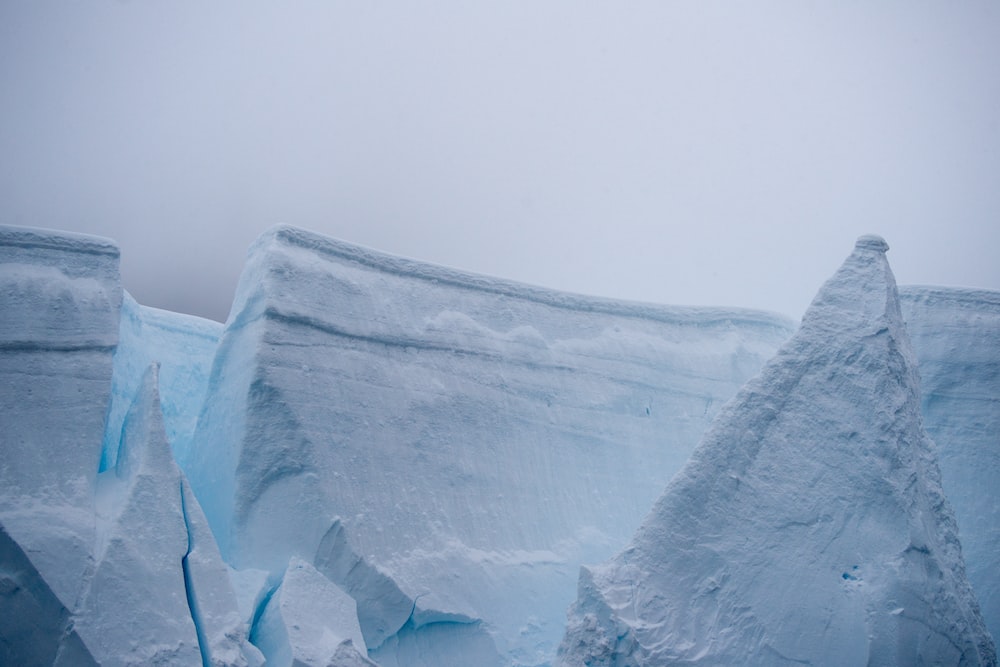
xmin=0 ymin=225 xmax=120 ymax=661
xmin=558 ymin=236 xmax=995 ymax=665
xmin=189 ymin=225 xmax=795 ymax=665
xmin=901 ymin=286 xmax=1000 ymax=645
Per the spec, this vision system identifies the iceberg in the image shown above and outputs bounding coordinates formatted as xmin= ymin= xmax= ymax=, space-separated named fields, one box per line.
xmin=187 ymin=225 xmax=794 ymax=665
xmin=3 ymin=221 xmax=997 ymax=666
xmin=901 ymin=286 xmax=1000 ymax=646
xmin=558 ymin=236 xmax=996 ymax=665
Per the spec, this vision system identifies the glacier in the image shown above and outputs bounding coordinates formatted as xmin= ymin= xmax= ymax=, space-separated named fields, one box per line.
xmin=1 ymin=222 xmax=997 ymax=666
xmin=557 ymin=236 xmax=996 ymax=665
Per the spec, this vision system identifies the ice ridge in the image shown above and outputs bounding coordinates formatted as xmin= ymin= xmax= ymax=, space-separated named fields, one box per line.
xmin=558 ymin=235 xmax=996 ymax=665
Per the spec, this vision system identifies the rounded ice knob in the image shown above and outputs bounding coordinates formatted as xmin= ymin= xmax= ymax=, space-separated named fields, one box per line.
xmin=855 ymin=234 xmax=889 ymax=253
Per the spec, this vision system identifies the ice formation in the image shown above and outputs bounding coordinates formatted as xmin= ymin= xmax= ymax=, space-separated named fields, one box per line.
xmin=558 ymin=236 xmax=996 ymax=665
xmin=901 ymin=286 xmax=1000 ymax=646
xmin=1 ymin=225 xmax=120 ymax=664
xmin=187 ymin=225 xmax=794 ymax=665
xmin=2 ymin=222 xmax=997 ymax=666
xmin=0 ymin=225 xmax=257 ymax=666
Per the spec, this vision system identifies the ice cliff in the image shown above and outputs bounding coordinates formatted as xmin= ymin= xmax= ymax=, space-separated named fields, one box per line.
xmin=1 ymin=223 xmax=997 ymax=666
xmin=901 ymin=287 xmax=1000 ymax=646
xmin=187 ymin=225 xmax=793 ymax=666
xmin=558 ymin=236 xmax=996 ymax=666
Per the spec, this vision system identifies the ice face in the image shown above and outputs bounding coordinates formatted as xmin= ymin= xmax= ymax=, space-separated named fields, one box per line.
xmin=0 ymin=224 xmax=120 ymax=654
xmin=557 ymin=237 xmax=996 ymax=665
xmin=901 ymin=286 xmax=1000 ymax=646
xmin=188 ymin=225 xmax=794 ymax=665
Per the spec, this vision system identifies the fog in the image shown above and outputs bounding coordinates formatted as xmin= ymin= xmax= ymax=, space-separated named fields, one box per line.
xmin=2 ymin=2 xmax=998 ymax=322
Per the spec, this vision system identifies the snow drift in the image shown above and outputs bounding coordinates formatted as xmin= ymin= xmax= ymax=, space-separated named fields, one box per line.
xmin=558 ymin=236 xmax=996 ymax=665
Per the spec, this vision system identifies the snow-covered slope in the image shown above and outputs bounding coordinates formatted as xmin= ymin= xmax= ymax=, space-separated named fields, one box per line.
xmin=901 ymin=286 xmax=1000 ymax=647
xmin=558 ymin=236 xmax=996 ymax=666
xmin=188 ymin=225 xmax=794 ymax=666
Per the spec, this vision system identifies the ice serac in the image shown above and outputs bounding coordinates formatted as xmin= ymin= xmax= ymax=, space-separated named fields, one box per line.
xmin=77 ymin=362 xmax=257 ymax=666
xmin=78 ymin=363 xmax=203 ymax=665
xmin=102 ymin=292 xmax=222 ymax=473
xmin=0 ymin=224 xmax=120 ymax=660
xmin=559 ymin=236 xmax=996 ymax=666
xmin=251 ymin=557 xmax=376 ymax=667
xmin=190 ymin=225 xmax=794 ymax=665
xmin=901 ymin=286 xmax=1000 ymax=646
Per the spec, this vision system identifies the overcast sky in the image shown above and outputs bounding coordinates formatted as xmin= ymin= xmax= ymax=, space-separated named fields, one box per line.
xmin=2 ymin=2 xmax=998 ymax=323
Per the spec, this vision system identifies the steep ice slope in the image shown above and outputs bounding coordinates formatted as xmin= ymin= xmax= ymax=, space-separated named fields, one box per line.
xmin=189 ymin=225 xmax=794 ymax=665
xmin=0 ymin=225 xmax=120 ymax=661
xmin=559 ymin=236 xmax=996 ymax=666
xmin=102 ymin=292 xmax=222 ymax=471
xmin=901 ymin=286 xmax=1000 ymax=646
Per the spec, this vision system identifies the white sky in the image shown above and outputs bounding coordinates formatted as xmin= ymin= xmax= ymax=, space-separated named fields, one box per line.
xmin=2 ymin=2 xmax=998 ymax=323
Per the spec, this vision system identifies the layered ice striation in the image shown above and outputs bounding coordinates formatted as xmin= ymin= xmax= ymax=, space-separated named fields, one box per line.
xmin=188 ymin=225 xmax=795 ymax=665
xmin=901 ymin=286 xmax=1000 ymax=646
xmin=0 ymin=225 xmax=120 ymax=661
xmin=558 ymin=236 xmax=996 ymax=665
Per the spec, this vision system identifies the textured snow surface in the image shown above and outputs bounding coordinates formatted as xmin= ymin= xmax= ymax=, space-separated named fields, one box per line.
xmin=901 ymin=286 xmax=1000 ymax=646
xmin=558 ymin=236 xmax=996 ymax=666
xmin=188 ymin=225 xmax=794 ymax=665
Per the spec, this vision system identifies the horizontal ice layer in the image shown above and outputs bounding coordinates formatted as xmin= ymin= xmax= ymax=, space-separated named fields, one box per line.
xmin=901 ymin=286 xmax=1000 ymax=645
xmin=559 ymin=237 xmax=995 ymax=665
xmin=190 ymin=225 xmax=795 ymax=665
xmin=102 ymin=292 xmax=222 ymax=472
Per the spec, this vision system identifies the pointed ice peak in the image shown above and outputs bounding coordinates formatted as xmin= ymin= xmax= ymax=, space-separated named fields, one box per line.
xmin=558 ymin=237 xmax=996 ymax=665
xmin=800 ymin=233 xmax=902 ymax=336
xmin=114 ymin=362 xmax=169 ymax=480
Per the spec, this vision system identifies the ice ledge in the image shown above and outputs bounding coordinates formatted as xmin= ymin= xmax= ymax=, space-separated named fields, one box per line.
xmin=0 ymin=224 xmax=119 ymax=258
xmin=251 ymin=224 xmax=794 ymax=331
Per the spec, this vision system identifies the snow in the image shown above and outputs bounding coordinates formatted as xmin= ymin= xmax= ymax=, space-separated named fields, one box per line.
xmin=558 ymin=236 xmax=996 ymax=665
xmin=901 ymin=286 xmax=1000 ymax=647
xmin=188 ymin=225 xmax=794 ymax=665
